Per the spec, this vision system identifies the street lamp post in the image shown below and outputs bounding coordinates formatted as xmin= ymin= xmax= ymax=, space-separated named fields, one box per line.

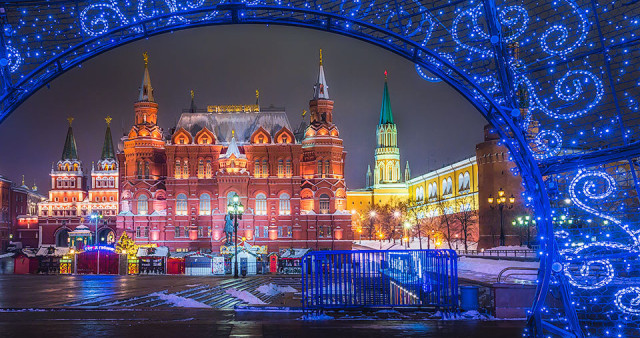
xmin=369 ymin=210 xmax=376 ymax=241
xmin=514 ymin=216 xmax=533 ymax=248
xmin=487 ymin=188 xmax=515 ymax=247
xmin=227 ymin=193 xmax=244 ymax=278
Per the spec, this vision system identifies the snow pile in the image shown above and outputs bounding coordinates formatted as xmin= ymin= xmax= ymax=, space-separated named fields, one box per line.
xmin=432 ymin=310 xmax=494 ymax=320
xmin=301 ymin=313 xmax=334 ymax=320
xmin=225 ymin=288 xmax=266 ymax=305
xmin=256 ymin=283 xmax=297 ymax=296
xmin=150 ymin=292 xmax=211 ymax=308
xmin=457 ymin=257 xmax=539 ymax=283
xmin=354 ymin=239 xmax=478 ymax=251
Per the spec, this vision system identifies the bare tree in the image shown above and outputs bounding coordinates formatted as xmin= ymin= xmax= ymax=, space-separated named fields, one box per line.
xmin=453 ymin=195 xmax=478 ymax=251
xmin=434 ymin=198 xmax=458 ymax=250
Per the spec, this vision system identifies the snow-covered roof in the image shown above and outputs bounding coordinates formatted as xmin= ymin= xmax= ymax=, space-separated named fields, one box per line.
xmin=20 ymin=248 xmax=37 ymax=257
xmin=0 ymin=252 xmax=14 ymax=259
xmin=137 ymin=246 xmax=169 ymax=257
xmin=119 ymin=211 xmax=134 ymax=216
xmin=279 ymin=248 xmax=311 ymax=259
xmin=36 ymin=246 xmax=70 ymax=257
xmin=149 ymin=210 xmax=166 ymax=216
xmin=175 ymin=108 xmax=292 ymax=145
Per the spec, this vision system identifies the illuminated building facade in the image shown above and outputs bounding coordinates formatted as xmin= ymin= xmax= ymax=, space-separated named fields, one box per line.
xmin=117 ymin=52 xmax=352 ymax=252
xmin=33 ymin=118 xmax=118 ymax=248
xmin=0 ymin=175 xmax=45 ymax=251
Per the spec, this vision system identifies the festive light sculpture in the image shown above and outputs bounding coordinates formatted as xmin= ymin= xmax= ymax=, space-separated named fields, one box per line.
xmin=0 ymin=1 xmax=637 ymax=336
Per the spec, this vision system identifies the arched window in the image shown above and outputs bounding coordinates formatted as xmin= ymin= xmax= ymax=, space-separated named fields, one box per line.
xmin=144 ymin=161 xmax=150 ymax=178
xmin=325 ymin=160 xmax=330 ymax=176
xmin=199 ymin=193 xmax=211 ymax=215
xmin=137 ymin=161 xmax=143 ymax=178
xmin=458 ymin=173 xmax=464 ymax=191
xmin=317 ymin=160 xmax=323 ymax=176
xmin=278 ymin=159 xmax=284 ymax=177
xmin=254 ymin=160 xmax=261 ymax=178
xmin=388 ymin=165 xmax=393 ymax=182
xmin=319 ymin=194 xmax=330 ymax=214
xmin=175 ymin=159 xmax=181 ymax=179
xmin=464 ymin=171 xmax=471 ymax=190
xmin=198 ymin=159 xmax=204 ymax=178
xmin=262 ymin=160 xmax=269 ymax=177
xmin=447 ymin=177 xmax=453 ymax=195
xmin=205 ymin=160 xmax=212 ymax=178
xmin=182 ymin=160 xmax=189 ymax=178
xmin=255 ymin=193 xmax=267 ymax=215
xmin=176 ymin=193 xmax=188 ymax=215
xmin=137 ymin=195 xmax=148 ymax=215
xmin=286 ymin=159 xmax=292 ymax=177
xmin=279 ymin=193 xmax=291 ymax=215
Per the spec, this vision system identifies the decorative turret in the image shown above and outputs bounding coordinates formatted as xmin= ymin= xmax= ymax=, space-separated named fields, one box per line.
xmin=189 ymin=90 xmax=197 ymax=113
xmin=139 ymin=52 xmax=154 ymax=102
xmin=97 ymin=116 xmax=117 ymax=171
xmin=61 ymin=117 xmax=79 ymax=161
xmin=379 ymin=70 xmax=393 ymax=125
xmin=134 ymin=52 xmax=159 ymax=126
xmin=374 ymin=71 xmax=401 ymax=184
xmin=404 ymin=161 xmax=411 ymax=182
xmin=366 ymin=165 xmax=372 ymax=188
xmin=309 ymin=49 xmax=334 ymax=126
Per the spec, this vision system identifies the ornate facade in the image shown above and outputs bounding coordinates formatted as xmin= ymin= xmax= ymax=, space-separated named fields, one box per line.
xmin=117 ymin=52 xmax=352 ymax=252
xmin=33 ymin=118 xmax=118 ymax=248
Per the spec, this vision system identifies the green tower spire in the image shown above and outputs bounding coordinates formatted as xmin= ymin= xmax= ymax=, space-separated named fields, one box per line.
xmin=61 ymin=117 xmax=79 ymax=161
xmin=379 ymin=70 xmax=393 ymax=125
xmin=101 ymin=116 xmax=115 ymax=160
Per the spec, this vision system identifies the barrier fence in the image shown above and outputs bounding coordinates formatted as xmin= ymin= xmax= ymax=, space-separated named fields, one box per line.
xmin=301 ymin=250 xmax=458 ymax=312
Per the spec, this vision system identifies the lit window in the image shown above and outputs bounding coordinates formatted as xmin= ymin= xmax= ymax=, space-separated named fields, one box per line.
xmin=199 ymin=193 xmax=211 ymax=215
xmin=176 ymin=193 xmax=188 ymax=215
xmin=319 ymin=194 xmax=330 ymax=214
xmin=198 ymin=159 xmax=204 ymax=178
xmin=175 ymin=159 xmax=181 ymax=179
xmin=286 ymin=159 xmax=292 ymax=177
xmin=205 ymin=160 xmax=212 ymax=178
xmin=279 ymin=193 xmax=290 ymax=215
xmin=137 ymin=195 xmax=148 ymax=215
xmin=254 ymin=160 xmax=261 ymax=178
xmin=255 ymin=193 xmax=267 ymax=215
xmin=278 ymin=159 xmax=284 ymax=177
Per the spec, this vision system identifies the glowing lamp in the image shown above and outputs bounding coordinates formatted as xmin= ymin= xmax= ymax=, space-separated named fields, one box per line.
xmin=488 ymin=195 xmax=494 ymax=204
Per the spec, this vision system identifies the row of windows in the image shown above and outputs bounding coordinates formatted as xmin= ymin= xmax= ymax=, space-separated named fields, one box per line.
xmin=94 ymin=177 xmax=115 ymax=188
xmin=136 ymin=161 xmax=150 ymax=179
xmin=56 ymin=177 xmax=77 ymax=188
xmin=414 ymin=171 xmax=472 ymax=201
xmin=94 ymin=196 xmax=115 ymax=202
xmin=135 ymin=192 xmax=334 ymax=216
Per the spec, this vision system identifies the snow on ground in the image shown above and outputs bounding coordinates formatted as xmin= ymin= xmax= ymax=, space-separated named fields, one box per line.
xmin=457 ymin=257 xmax=539 ymax=283
xmin=150 ymin=292 xmax=211 ymax=308
xmin=301 ymin=313 xmax=334 ymax=320
xmin=486 ymin=246 xmax=532 ymax=251
xmin=354 ymin=239 xmax=477 ymax=251
xmin=256 ymin=283 xmax=297 ymax=297
xmin=225 ymin=288 xmax=266 ymax=305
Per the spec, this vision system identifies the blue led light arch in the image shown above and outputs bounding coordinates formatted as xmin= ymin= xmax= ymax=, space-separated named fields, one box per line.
xmin=0 ymin=1 xmax=638 ymax=337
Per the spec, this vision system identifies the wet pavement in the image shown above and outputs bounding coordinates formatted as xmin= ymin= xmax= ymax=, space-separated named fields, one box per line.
xmin=0 ymin=275 xmax=526 ymax=337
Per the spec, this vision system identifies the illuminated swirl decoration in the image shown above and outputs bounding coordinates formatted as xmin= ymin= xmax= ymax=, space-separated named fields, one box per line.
xmin=615 ymin=287 xmax=640 ymax=315
xmin=499 ymin=5 xmax=529 ymax=43
xmin=539 ymin=0 xmax=589 ymax=57
xmin=452 ymin=4 xmax=492 ymax=57
xmin=531 ymin=129 xmax=562 ymax=160
xmin=385 ymin=1 xmax=434 ymax=38
xmin=563 ymin=259 xmax=614 ymax=290
xmin=80 ymin=1 xmax=130 ymax=37
xmin=6 ymin=46 xmax=22 ymax=73
xmin=518 ymin=70 xmax=603 ymax=120
xmin=569 ymin=170 xmax=640 ymax=245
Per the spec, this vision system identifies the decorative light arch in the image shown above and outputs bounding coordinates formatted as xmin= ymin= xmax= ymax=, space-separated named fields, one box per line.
xmin=0 ymin=1 xmax=637 ymax=336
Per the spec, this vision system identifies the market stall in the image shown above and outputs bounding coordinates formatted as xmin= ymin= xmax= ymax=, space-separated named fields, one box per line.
xmin=278 ymin=248 xmax=311 ymax=274
xmin=13 ymin=248 xmax=38 ymax=274
xmin=36 ymin=246 xmax=69 ymax=274
xmin=137 ymin=246 xmax=169 ymax=274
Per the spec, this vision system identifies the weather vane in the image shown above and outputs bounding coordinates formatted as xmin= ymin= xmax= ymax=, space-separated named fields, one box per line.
xmin=105 ymin=116 xmax=112 ymax=126
xmin=256 ymin=89 xmax=259 ymax=100
xmin=143 ymin=51 xmax=148 ymax=66
xmin=190 ymin=90 xmax=194 ymax=99
xmin=319 ymin=48 xmax=323 ymax=65
xmin=67 ymin=117 xmax=74 ymax=125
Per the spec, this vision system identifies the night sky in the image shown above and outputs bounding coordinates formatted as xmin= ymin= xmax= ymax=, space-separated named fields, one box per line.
xmin=0 ymin=25 xmax=485 ymax=191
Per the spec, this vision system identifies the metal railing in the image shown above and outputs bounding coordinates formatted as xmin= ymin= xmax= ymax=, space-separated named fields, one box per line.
xmin=497 ymin=267 xmax=539 ymax=284
xmin=301 ymin=250 xmax=458 ymax=312
xmin=457 ymin=249 xmax=538 ymax=258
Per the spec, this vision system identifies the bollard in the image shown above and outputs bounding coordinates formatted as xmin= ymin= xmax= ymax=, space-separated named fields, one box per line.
xmin=459 ymin=285 xmax=479 ymax=311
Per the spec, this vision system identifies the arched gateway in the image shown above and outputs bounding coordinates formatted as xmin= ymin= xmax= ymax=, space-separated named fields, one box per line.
xmin=0 ymin=1 xmax=638 ymax=336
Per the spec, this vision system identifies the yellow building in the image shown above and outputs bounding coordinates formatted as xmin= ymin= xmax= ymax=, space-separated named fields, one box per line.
xmin=406 ymin=157 xmax=478 ymax=220
xmin=345 ymin=73 xmax=479 ymax=237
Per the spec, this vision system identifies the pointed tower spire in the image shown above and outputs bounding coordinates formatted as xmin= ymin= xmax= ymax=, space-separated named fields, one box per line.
xmin=138 ymin=52 xmax=154 ymax=102
xmin=404 ymin=161 xmax=411 ymax=182
xmin=379 ymin=70 xmax=393 ymax=125
xmin=366 ymin=165 xmax=372 ymax=188
xmin=61 ymin=117 xmax=79 ymax=160
xmin=189 ymin=90 xmax=197 ymax=113
xmin=313 ymin=49 xmax=329 ymax=100
xmin=101 ymin=116 xmax=115 ymax=161
xmin=255 ymin=89 xmax=260 ymax=106
xmin=221 ymin=130 xmax=244 ymax=159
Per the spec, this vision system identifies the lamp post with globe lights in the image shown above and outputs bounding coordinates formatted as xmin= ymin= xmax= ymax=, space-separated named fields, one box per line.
xmin=487 ymin=188 xmax=515 ymax=247
xmin=227 ymin=193 xmax=244 ymax=278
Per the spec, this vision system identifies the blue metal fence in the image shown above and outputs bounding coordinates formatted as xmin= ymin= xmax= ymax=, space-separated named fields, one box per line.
xmin=301 ymin=250 xmax=458 ymax=312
